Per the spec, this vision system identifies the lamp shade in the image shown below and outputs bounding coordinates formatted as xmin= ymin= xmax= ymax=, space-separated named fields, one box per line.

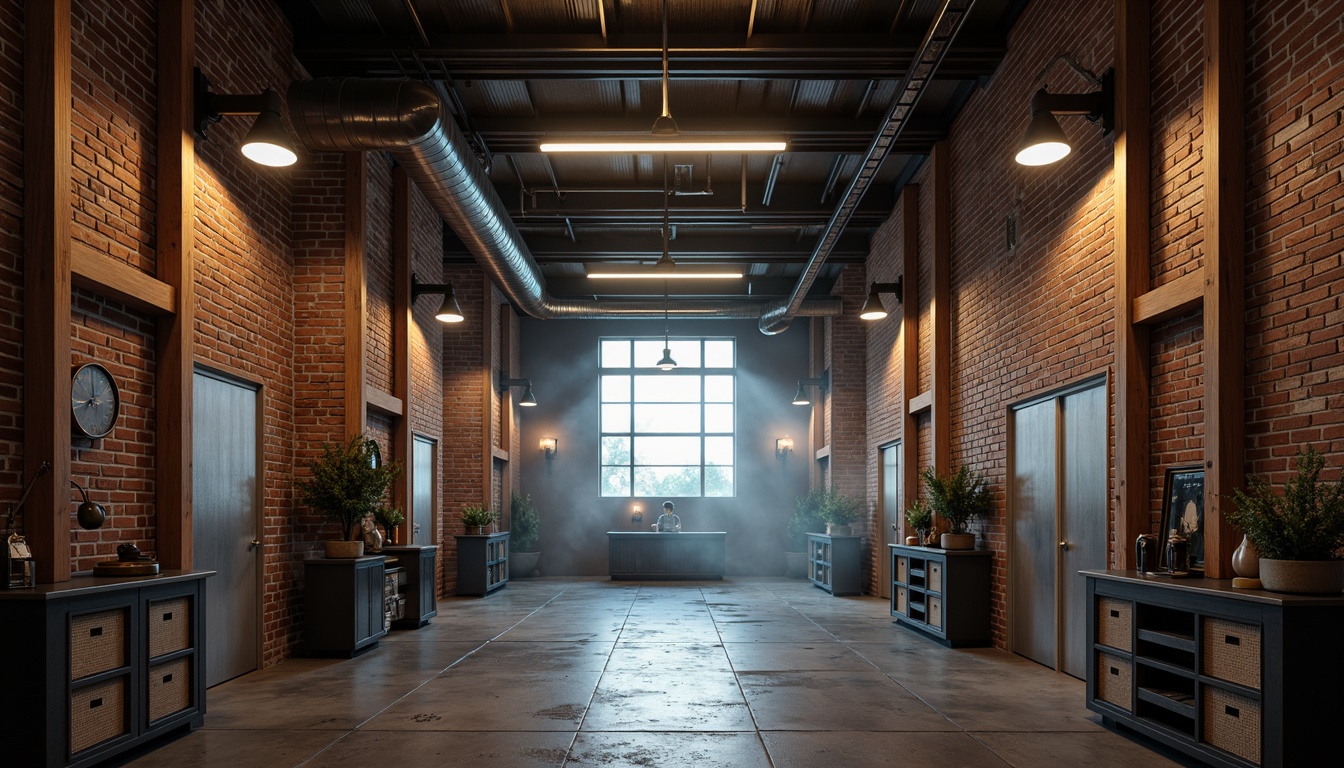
xmin=791 ymin=382 xmax=810 ymax=406
xmin=859 ymin=288 xmax=889 ymax=321
xmin=656 ymin=347 xmax=678 ymax=371
xmin=517 ymin=385 xmax=537 ymax=407
xmin=434 ymin=290 xmax=466 ymax=323
xmin=1014 ymin=110 xmax=1072 ymax=166
xmin=239 ymin=98 xmax=297 ymax=167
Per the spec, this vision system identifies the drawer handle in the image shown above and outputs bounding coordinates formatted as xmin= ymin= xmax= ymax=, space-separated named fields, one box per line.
xmin=1110 ymin=609 xmax=1120 ymax=618
xmin=90 ymin=698 xmax=103 ymax=709
xmin=1225 ymin=705 xmax=1240 ymax=718
xmin=90 ymin=626 xmax=103 ymax=638
xmin=162 ymin=673 xmax=173 ymax=684
xmin=1109 ymin=666 xmax=1120 ymax=676
xmin=1224 ymin=634 xmax=1240 ymax=646
xmin=163 ymin=611 xmax=174 ymax=622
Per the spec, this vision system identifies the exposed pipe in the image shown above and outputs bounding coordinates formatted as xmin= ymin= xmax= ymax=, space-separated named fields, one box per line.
xmin=288 ymin=77 xmax=841 ymax=322
xmin=756 ymin=0 xmax=975 ymax=334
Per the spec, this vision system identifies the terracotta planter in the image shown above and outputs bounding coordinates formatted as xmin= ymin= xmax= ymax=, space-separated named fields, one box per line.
xmin=325 ymin=540 xmax=364 ymax=558
xmin=1258 ymin=558 xmax=1344 ymax=594
xmin=512 ymin=550 xmax=541 ymax=578
xmin=466 ymin=525 xmax=487 ymax=535
xmin=940 ymin=532 xmax=975 ymax=550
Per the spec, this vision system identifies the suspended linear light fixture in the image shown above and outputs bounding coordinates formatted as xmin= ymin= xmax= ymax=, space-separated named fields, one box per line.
xmin=540 ymin=0 xmax=786 ymax=154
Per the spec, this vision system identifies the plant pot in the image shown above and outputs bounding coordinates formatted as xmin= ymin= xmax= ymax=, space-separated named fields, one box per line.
xmin=825 ymin=523 xmax=852 ymax=535
xmin=466 ymin=526 xmax=487 ymax=535
xmin=1258 ymin=558 xmax=1344 ymax=594
xmin=940 ymin=532 xmax=975 ymax=550
xmin=512 ymin=550 xmax=540 ymax=578
xmin=325 ymin=540 xmax=364 ymax=558
xmin=783 ymin=551 xmax=808 ymax=579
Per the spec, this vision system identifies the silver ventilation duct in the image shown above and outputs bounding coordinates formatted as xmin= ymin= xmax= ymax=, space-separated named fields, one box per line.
xmin=288 ymin=77 xmax=841 ymax=323
xmin=756 ymin=0 xmax=976 ymax=334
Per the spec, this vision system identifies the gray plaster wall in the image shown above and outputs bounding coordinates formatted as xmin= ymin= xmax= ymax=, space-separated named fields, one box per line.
xmin=517 ymin=317 xmax=813 ymax=576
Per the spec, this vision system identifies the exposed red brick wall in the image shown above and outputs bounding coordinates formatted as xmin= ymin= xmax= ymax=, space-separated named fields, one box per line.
xmin=865 ymin=215 xmax=904 ymax=595
xmin=366 ymin=155 xmax=394 ymax=394
xmin=1149 ymin=312 xmax=1205 ymax=532
xmin=0 ymin=2 xmax=21 ymax=503
xmin=408 ymin=186 xmax=444 ymax=585
xmin=440 ymin=266 xmax=486 ymax=593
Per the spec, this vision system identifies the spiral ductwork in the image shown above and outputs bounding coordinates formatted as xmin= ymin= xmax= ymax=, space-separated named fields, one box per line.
xmin=288 ymin=77 xmax=841 ymax=323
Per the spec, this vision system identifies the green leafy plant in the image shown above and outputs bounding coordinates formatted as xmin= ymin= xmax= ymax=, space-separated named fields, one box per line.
xmin=920 ymin=464 xmax=992 ymax=534
xmin=298 ymin=435 xmax=403 ymax=541
xmin=905 ymin=498 xmax=933 ymax=536
xmin=1227 ymin=447 xmax=1344 ymax=561
xmin=374 ymin=506 xmax=405 ymax=538
xmin=460 ymin=504 xmax=498 ymax=529
xmin=787 ymin=487 xmax=827 ymax=550
xmin=821 ymin=486 xmax=863 ymax=525
xmin=509 ymin=491 xmax=540 ymax=552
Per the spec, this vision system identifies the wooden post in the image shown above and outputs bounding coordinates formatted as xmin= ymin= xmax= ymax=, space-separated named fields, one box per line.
xmin=344 ymin=153 xmax=368 ymax=439
xmin=900 ymin=186 xmax=921 ymax=525
xmin=1202 ymin=0 xmax=1245 ymax=579
xmin=391 ymin=166 xmax=413 ymax=543
xmin=930 ymin=143 xmax=951 ymax=474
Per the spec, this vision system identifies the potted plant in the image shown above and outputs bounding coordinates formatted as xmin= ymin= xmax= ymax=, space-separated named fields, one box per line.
xmin=821 ymin=487 xmax=863 ymax=535
xmin=509 ymin=491 xmax=541 ymax=577
xmin=298 ymin=435 xmax=403 ymax=558
xmin=904 ymin=498 xmax=933 ymax=546
xmin=920 ymin=464 xmax=991 ymax=550
xmin=785 ymin=488 xmax=826 ymax=578
xmin=374 ymin=505 xmax=405 ymax=546
xmin=461 ymin=504 xmax=498 ymax=535
xmin=1227 ymin=446 xmax=1344 ymax=594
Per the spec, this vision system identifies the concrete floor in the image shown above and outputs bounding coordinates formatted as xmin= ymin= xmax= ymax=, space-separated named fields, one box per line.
xmin=117 ymin=578 xmax=1199 ymax=767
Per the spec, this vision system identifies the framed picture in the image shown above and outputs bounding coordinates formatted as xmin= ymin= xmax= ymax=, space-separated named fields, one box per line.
xmin=1159 ymin=465 xmax=1205 ymax=571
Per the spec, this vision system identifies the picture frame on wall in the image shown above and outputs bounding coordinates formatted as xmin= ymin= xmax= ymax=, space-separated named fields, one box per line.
xmin=1159 ymin=465 xmax=1205 ymax=571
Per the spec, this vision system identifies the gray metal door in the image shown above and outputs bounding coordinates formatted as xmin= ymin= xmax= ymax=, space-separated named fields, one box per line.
xmin=1060 ymin=385 xmax=1107 ymax=678
xmin=192 ymin=368 xmax=261 ymax=687
xmin=1010 ymin=398 xmax=1057 ymax=669
xmin=412 ymin=434 xmax=436 ymax=546
xmin=879 ymin=442 xmax=902 ymax=599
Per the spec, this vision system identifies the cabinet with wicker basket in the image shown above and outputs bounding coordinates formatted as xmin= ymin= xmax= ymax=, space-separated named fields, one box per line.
xmin=0 ymin=571 xmax=210 ymax=768
xmin=1084 ymin=571 xmax=1344 ymax=768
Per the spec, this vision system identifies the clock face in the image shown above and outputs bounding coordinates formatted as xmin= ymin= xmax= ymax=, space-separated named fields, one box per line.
xmin=71 ymin=363 xmax=120 ymax=439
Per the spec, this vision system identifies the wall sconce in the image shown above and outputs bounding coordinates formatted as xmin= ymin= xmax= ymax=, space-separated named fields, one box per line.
xmin=791 ymin=370 xmax=830 ymax=406
xmin=631 ymin=504 xmax=643 ymax=524
xmin=411 ymin=273 xmax=466 ymax=324
xmin=193 ymin=67 xmax=296 ymax=167
xmin=3 ymin=463 xmax=110 ymax=590
xmin=540 ymin=437 xmax=558 ymax=460
xmin=499 ymin=373 xmax=537 ymax=407
xmin=859 ymin=277 xmax=904 ymax=321
xmin=1014 ymin=63 xmax=1114 ymax=166
xmin=776 ymin=437 xmax=794 ymax=460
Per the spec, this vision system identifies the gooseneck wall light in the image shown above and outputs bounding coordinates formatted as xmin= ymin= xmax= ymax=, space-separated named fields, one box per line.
xmin=859 ymin=277 xmax=904 ymax=321
xmin=411 ymin=274 xmax=466 ymax=324
xmin=1014 ymin=61 xmax=1115 ymax=167
xmin=499 ymin=373 xmax=537 ymax=407
xmin=193 ymin=67 xmax=297 ymax=167
xmin=791 ymin=370 xmax=830 ymax=406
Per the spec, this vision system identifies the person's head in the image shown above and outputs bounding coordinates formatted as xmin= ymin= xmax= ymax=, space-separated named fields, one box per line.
xmin=662 ymin=501 xmax=674 ymax=512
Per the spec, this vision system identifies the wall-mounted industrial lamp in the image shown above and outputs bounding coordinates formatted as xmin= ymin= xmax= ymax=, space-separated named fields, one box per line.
xmin=540 ymin=437 xmax=558 ymax=460
xmin=3 ymin=463 xmax=111 ymax=589
xmin=775 ymin=437 xmax=794 ymax=460
xmin=859 ymin=277 xmax=904 ymax=321
xmin=499 ymin=373 xmax=537 ymax=407
xmin=193 ymin=67 xmax=296 ymax=167
xmin=631 ymin=504 xmax=643 ymax=525
xmin=411 ymin=273 xmax=466 ymax=324
xmin=791 ymin=370 xmax=830 ymax=406
xmin=1014 ymin=64 xmax=1114 ymax=166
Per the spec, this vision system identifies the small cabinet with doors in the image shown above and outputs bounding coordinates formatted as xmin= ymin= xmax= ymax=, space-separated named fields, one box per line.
xmin=889 ymin=544 xmax=991 ymax=647
xmin=1085 ymin=571 xmax=1344 ymax=768
xmin=380 ymin=545 xmax=438 ymax=628
xmin=807 ymin=533 xmax=862 ymax=595
xmin=303 ymin=555 xmax=387 ymax=656
xmin=455 ymin=532 xmax=509 ymax=596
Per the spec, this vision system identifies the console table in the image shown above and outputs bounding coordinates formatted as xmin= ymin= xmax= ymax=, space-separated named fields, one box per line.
xmin=1084 ymin=570 xmax=1344 ymax=767
xmin=606 ymin=532 xmax=726 ymax=580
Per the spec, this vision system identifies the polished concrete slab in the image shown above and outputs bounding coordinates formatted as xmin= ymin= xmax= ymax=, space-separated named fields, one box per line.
xmin=114 ymin=577 xmax=1201 ymax=767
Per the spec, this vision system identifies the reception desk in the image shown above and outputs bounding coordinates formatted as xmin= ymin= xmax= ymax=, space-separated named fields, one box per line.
xmin=607 ymin=532 xmax=727 ymax=580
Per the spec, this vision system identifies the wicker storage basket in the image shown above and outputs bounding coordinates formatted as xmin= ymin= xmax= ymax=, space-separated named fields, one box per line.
xmin=1202 ymin=685 xmax=1261 ymax=764
xmin=1097 ymin=597 xmax=1132 ymax=652
xmin=70 ymin=677 xmax=127 ymax=754
xmin=70 ymin=609 xmax=126 ymax=680
xmin=1201 ymin=617 xmax=1261 ymax=690
xmin=1096 ymin=651 xmax=1132 ymax=711
xmin=148 ymin=597 xmax=191 ymax=658
xmin=148 ymin=657 xmax=192 ymax=722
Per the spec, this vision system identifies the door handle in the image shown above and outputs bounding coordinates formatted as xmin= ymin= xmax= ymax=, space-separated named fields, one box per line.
xmin=249 ymin=539 xmax=262 ymax=551
xmin=1058 ymin=540 xmax=1069 ymax=551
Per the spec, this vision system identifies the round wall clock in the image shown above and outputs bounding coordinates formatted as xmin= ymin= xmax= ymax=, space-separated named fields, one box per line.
xmin=71 ymin=362 xmax=120 ymax=439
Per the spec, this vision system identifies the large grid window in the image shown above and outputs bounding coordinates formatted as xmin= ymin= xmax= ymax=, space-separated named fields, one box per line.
xmin=599 ymin=337 xmax=735 ymax=497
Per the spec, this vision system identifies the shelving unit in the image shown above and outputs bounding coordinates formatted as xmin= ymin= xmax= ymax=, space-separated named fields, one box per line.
xmin=807 ymin=533 xmax=861 ymax=595
xmin=0 ymin=571 xmax=210 ymax=767
xmin=380 ymin=545 xmax=438 ymax=628
xmin=889 ymin=544 xmax=991 ymax=647
xmin=303 ymin=555 xmax=388 ymax=657
xmin=1085 ymin=571 xmax=1344 ymax=767
xmin=455 ymin=532 xmax=509 ymax=596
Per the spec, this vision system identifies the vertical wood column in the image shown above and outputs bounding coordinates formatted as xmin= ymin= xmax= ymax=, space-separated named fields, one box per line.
xmin=344 ymin=153 xmax=368 ymax=439
xmin=1202 ymin=0 xmax=1245 ymax=578
xmin=391 ymin=166 xmax=413 ymax=542
xmin=930 ymin=142 xmax=951 ymax=474
xmin=1114 ymin=0 xmax=1152 ymax=570
xmin=899 ymin=186 xmax=921 ymax=520
xmin=499 ymin=304 xmax=515 ymax=523
xmin=155 ymin=0 xmax=195 ymax=570
xmin=809 ymin=319 xmax=825 ymax=488
xmin=24 ymin=0 xmax=73 ymax=583
xmin=480 ymin=274 xmax=495 ymax=508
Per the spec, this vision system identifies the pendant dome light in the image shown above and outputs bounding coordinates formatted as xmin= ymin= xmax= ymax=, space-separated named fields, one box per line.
xmin=657 ymin=289 xmax=677 ymax=371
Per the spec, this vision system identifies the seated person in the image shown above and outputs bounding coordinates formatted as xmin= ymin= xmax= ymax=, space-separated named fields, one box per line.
xmin=654 ymin=501 xmax=681 ymax=532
